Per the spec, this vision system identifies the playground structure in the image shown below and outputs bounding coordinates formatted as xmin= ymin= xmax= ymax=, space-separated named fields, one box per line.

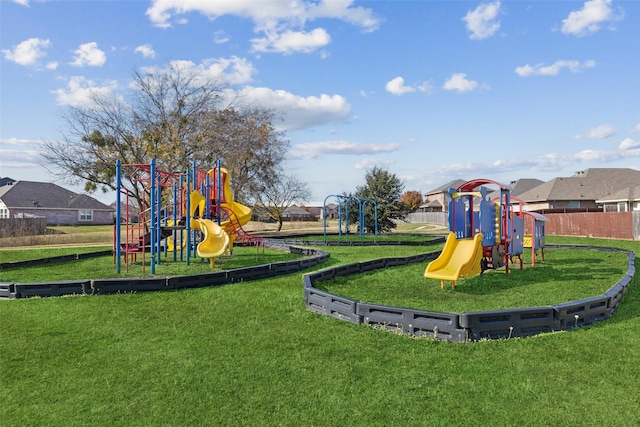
xmin=114 ymin=159 xmax=258 ymax=274
xmin=322 ymin=195 xmax=378 ymax=240
xmin=424 ymin=179 xmax=547 ymax=288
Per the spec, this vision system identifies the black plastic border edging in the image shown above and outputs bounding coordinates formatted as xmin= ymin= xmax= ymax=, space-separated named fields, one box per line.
xmin=303 ymin=245 xmax=636 ymax=342
xmin=0 ymin=238 xmax=329 ymax=299
xmin=0 ymin=250 xmax=113 ymax=270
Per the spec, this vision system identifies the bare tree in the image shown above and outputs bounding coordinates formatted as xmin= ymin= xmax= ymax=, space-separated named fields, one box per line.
xmin=195 ymin=107 xmax=289 ymax=203
xmin=252 ymin=174 xmax=311 ymax=231
xmin=40 ymin=62 xmax=287 ymax=209
xmin=41 ymin=90 xmax=150 ymax=204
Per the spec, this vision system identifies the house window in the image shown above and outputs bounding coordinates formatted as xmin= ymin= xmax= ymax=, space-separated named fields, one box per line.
xmin=617 ymin=202 xmax=627 ymax=212
xmin=568 ymin=201 xmax=580 ymax=208
xmin=633 ymin=202 xmax=640 ymax=211
xmin=78 ymin=209 xmax=93 ymax=221
xmin=0 ymin=208 xmax=8 ymax=219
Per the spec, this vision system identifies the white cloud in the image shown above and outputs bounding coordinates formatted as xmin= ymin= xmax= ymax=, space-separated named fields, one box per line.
xmin=234 ymin=86 xmax=351 ymax=131
xmin=145 ymin=0 xmax=380 ymax=55
xmin=70 ymin=42 xmax=106 ymax=67
xmin=213 ymin=30 xmax=230 ymax=44
xmin=142 ymin=57 xmax=256 ymax=86
xmin=355 ymin=157 xmax=396 ymax=170
xmin=12 ymin=0 xmax=29 ymax=6
xmin=462 ymin=1 xmax=502 ymax=40
xmin=251 ymin=28 xmax=331 ymax=54
xmin=619 ymin=138 xmax=640 ymax=150
xmin=574 ymin=124 xmax=616 ymax=139
xmin=289 ymin=140 xmax=400 ymax=160
xmin=417 ymin=81 xmax=434 ymax=94
xmin=52 ymin=76 xmax=118 ymax=107
xmin=443 ymin=73 xmax=481 ymax=92
xmin=137 ymin=58 xmax=350 ymax=131
xmin=515 ymin=59 xmax=596 ymax=76
xmin=134 ymin=44 xmax=156 ymax=58
xmin=385 ymin=76 xmax=433 ymax=95
xmin=632 ymin=123 xmax=640 ymax=133
xmin=385 ymin=77 xmax=415 ymax=96
xmin=2 ymin=37 xmax=51 ymax=66
xmin=432 ymin=144 xmax=640 ymax=179
xmin=0 ymin=138 xmax=42 ymax=169
xmin=561 ymin=0 xmax=623 ymax=36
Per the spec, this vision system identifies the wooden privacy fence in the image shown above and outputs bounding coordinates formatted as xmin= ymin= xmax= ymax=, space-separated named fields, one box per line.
xmin=407 ymin=210 xmax=640 ymax=240
xmin=543 ymin=211 xmax=640 ymax=241
xmin=405 ymin=212 xmax=448 ymax=226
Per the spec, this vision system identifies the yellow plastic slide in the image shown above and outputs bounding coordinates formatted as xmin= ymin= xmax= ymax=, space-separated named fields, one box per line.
xmin=192 ymin=218 xmax=230 ymax=266
xmin=187 ymin=190 xmax=230 ymax=266
xmin=210 ymin=168 xmax=251 ymax=247
xmin=424 ymin=232 xmax=484 ymax=288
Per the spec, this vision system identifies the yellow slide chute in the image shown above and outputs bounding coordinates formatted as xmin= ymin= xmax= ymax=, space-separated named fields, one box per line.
xmin=424 ymin=232 xmax=484 ymax=288
xmin=184 ymin=167 xmax=252 ymax=266
xmin=192 ymin=218 xmax=229 ymax=259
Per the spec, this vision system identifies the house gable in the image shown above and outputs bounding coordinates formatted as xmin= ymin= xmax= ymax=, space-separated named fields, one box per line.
xmin=596 ymin=184 xmax=640 ymax=212
xmin=0 ymin=180 xmax=113 ymax=225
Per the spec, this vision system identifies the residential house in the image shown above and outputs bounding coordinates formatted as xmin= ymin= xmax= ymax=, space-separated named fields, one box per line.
xmin=282 ymin=205 xmax=311 ymax=221
xmin=320 ymin=203 xmax=340 ymax=219
xmin=0 ymin=180 xmax=114 ymax=225
xmin=596 ymin=184 xmax=640 ymax=212
xmin=421 ymin=179 xmax=467 ymax=212
xmin=505 ymin=178 xmax=546 ymax=198
xmin=517 ymin=168 xmax=640 ymax=212
xmin=301 ymin=206 xmax=322 ymax=221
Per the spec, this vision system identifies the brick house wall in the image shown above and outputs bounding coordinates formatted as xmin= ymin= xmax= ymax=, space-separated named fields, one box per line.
xmin=9 ymin=208 xmax=113 ymax=225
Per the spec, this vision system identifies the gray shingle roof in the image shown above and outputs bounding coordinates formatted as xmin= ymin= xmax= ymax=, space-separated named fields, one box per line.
xmin=508 ymin=178 xmax=545 ymax=197
xmin=596 ymin=184 xmax=640 ymax=203
xmin=425 ymin=179 xmax=467 ymax=195
xmin=0 ymin=181 xmax=113 ymax=210
xmin=517 ymin=168 xmax=640 ymax=202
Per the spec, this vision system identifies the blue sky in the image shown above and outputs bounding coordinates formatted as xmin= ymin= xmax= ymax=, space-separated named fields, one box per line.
xmin=1 ymin=0 xmax=639 ymax=205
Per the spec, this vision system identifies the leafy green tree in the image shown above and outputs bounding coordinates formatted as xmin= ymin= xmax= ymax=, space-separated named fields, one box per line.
xmin=348 ymin=166 xmax=408 ymax=233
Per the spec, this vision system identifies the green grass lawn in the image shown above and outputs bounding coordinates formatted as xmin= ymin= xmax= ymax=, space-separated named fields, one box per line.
xmin=0 ymin=236 xmax=638 ymax=426
xmin=0 ymin=246 xmax=303 ymax=282
xmin=319 ymin=247 xmax=628 ymax=312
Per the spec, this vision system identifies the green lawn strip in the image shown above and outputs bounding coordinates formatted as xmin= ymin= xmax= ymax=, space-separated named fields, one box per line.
xmin=1 ymin=261 xmax=639 ymax=426
xmin=291 ymin=233 xmax=442 ymax=243
xmin=0 ymin=246 xmax=302 ymax=282
xmin=318 ymin=247 xmax=628 ymax=312
xmin=0 ymin=246 xmax=112 ymax=263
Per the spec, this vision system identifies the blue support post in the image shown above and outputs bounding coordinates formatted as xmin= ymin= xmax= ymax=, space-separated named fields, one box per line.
xmin=185 ymin=167 xmax=191 ymax=266
xmin=217 ymin=159 xmax=222 ymax=225
xmin=150 ymin=159 xmax=156 ymax=274
xmin=155 ymin=170 xmax=162 ymax=265
xmin=172 ymin=181 xmax=177 ymax=261
xmin=115 ymin=159 xmax=121 ymax=274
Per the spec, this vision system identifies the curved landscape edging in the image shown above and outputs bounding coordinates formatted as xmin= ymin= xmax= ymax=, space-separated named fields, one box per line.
xmin=2 ymin=234 xmax=402 ymax=298
xmin=0 ymin=239 xmax=329 ymax=299
xmin=303 ymin=244 xmax=635 ymax=342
